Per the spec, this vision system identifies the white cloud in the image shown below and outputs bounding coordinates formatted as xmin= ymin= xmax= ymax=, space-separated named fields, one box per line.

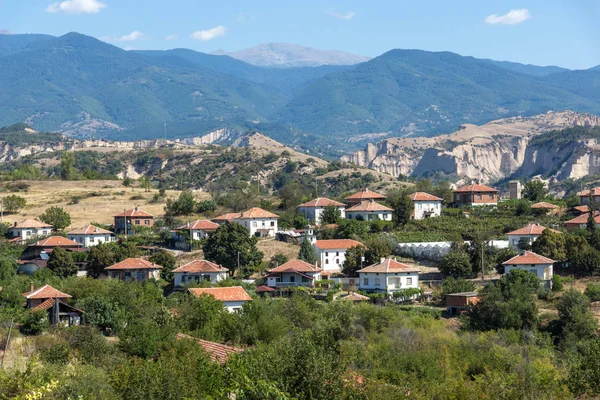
xmin=485 ymin=9 xmax=531 ymax=25
xmin=0 ymin=29 xmax=14 ymax=35
xmin=190 ymin=25 xmax=227 ymax=41
xmin=327 ymin=9 xmax=356 ymax=20
xmin=46 ymin=0 xmax=106 ymax=14
xmin=165 ymin=34 xmax=179 ymax=41
xmin=115 ymin=31 xmax=144 ymax=42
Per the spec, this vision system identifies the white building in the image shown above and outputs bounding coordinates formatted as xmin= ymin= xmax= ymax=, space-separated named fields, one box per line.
xmin=174 ymin=220 xmax=220 ymax=241
xmin=296 ymin=198 xmax=346 ymax=225
xmin=409 ymin=192 xmax=442 ymax=220
xmin=266 ymin=259 xmax=321 ymax=288
xmin=358 ymin=258 xmax=420 ymax=294
xmin=502 ymin=251 xmax=554 ymax=284
xmin=172 ymin=260 xmax=228 ymax=287
xmin=233 ymin=207 xmax=279 ymax=238
xmin=506 ymin=224 xmax=560 ymax=250
xmin=67 ymin=225 xmax=115 ymax=247
xmin=8 ymin=219 xmax=52 ymax=241
xmin=345 ymin=200 xmax=393 ymax=221
xmin=188 ymin=286 xmax=252 ymax=313
xmin=314 ymin=239 xmax=365 ymax=273
xmin=105 ymin=258 xmax=162 ymax=281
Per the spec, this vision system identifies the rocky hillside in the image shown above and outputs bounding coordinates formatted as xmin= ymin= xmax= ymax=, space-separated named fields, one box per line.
xmin=343 ymin=111 xmax=600 ymax=184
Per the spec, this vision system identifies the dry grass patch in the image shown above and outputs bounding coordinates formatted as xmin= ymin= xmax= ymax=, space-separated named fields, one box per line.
xmin=257 ymin=239 xmax=300 ymax=262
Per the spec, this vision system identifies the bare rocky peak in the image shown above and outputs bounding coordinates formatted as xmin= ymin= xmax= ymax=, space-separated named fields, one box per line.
xmin=212 ymin=42 xmax=370 ymax=67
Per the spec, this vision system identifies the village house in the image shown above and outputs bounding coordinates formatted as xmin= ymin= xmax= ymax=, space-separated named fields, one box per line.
xmin=105 ymin=258 xmax=162 ymax=282
xmin=188 ymin=286 xmax=252 ymax=313
xmin=177 ymin=333 xmax=243 ymax=364
xmin=530 ymin=202 xmax=559 ymax=214
xmin=8 ymin=219 xmax=52 ymax=242
xmin=174 ymin=220 xmax=219 ymax=241
xmin=212 ymin=213 xmax=241 ymax=225
xmin=340 ymin=292 xmax=370 ymax=302
xmin=172 ymin=260 xmax=228 ymax=287
xmin=314 ymin=239 xmax=365 ymax=274
xmin=345 ymin=200 xmax=393 ymax=221
xmin=19 ymin=236 xmax=83 ymax=274
xmin=296 ymin=198 xmax=346 ymax=224
xmin=22 ymin=284 xmax=82 ymax=326
xmin=502 ymin=251 xmax=554 ymax=286
xmin=344 ymin=188 xmax=387 ymax=206
xmin=506 ymin=224 xmax=560 ymax=250
xmin=453 ymin=183 xmax=498 ymax=206
xmin=446 ymin=292 xmax=479 ymax=316
xmin=565 ymin=212 xmax=600 ymax=232
xmin=113 ymin=207 xmax=154 ymax=234
xmin=578 ymin=187 xmax=600 ymax=206
xmin=357 ymin=258 xmax=420 ymax=294
xmin=67 ymin=224 xmax=115 ymax=247
xmin=234 ymin=207 xmax=279 ymax=238
xmin=265 ymin=259 xmax=322 ymax=289
xmin=409 ymin=192 xmax=443 ymax=220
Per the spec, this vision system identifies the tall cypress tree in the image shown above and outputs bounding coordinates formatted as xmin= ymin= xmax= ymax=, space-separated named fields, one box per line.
xmin=298 ymin=235 xmax=316 ymax=264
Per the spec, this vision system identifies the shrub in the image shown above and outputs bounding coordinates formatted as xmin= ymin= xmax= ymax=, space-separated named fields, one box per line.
xmin=39 ymin=342 xmax=70 ymax=365
xmin=21 ymin=310 xmax=48 ymax=335
xmin=584 ymin=282 xmax=600 ymax=302
xmin=129 ymin=195 xmax=145 ymax=201
xmin=551 ymin=275 xmax=563 ymax=292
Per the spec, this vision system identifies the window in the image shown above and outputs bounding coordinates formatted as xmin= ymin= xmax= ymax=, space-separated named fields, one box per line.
xmin=375 ymin=277 xmax=380 ymax=286
xmin=407 ymin=277 xmax=413 ymax=285
xmin=252 ymin=222 xmax=257 ymax=227
xmin=270 ymin=221 xmax=275 ymax=227
xmin=363 ymin=277 xmax=369 ymax=285
xmin=325 ymin=259 xmax=329 ymax=264
xmin=262 ymin=221 xmax=265 ymax=227
xmin=144 ymin=219 xmax=150 ymax=225
xmin=477 ymin=194 xmax=482 ymax=200
xmin=302 ymin=276 xmax=309 ymax=283
xmin=136 ymin=272 xmax=145 ymax=281
xmin=489 ymin=194 xmax=494 ymax=200
xmin=290 ymin=276 xmax=295 ymax=283
xmin=418 ymin=203 xmax=422 ymax=210
xmin=26 ymin=231 xmax=31 ymax=236
xmin=336 ymin=252 xmax=339 ymax=256
xmin=135 ymin=220 xmax=140 ymax=225
xmin=89 ymin=237 xmax=95 ymax=243
xmin=335 ymin=259 xmax=339 ymax=265
xmin=325 ymin=252 xmax=329 ymax=257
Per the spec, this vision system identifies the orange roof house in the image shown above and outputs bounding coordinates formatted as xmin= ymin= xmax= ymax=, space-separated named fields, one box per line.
xmin=453 ymin=183 xmax=498 ymax=206
xmin=357 ymin=258 xmax=420 ymax=274
xmin=357 ymin=258 xmax=420 ymax=294
xmin=236 ymin=207 xmax=279 ymax=219
xmin=176 ymin=220 xmax=220 ymax=232
xmin=188 ymin=286 xmax=252 ymax=312
xmin=503 ymin=251 xmax=555 ymax=266
xmin=173 ymin=260 xmax=228 ymax=274
xmin=314 ymin=239 xmax=365 ymax=273
xmin=345 ymin=200 xmax=393 ymax=222
xmin=578 ymin=187 xmax=600 ymax=206
xmin=503 ymin=251 xmax=555 ymax=282
xmin=409 ymin=192 xmax=443 ymax=220
xmin=212 ymin=213 xmax=241 ymax=224
xmin=105 ymin=258 xmax=162 ymax=281
xmin=20 ymin=236 xmax=83 ymax=265
xmin=409 ymin=192 xmax=443 ymax=202
xmin=566 ymin=212 xmax=600 ymax=232
xmin=10 ymin=219 xmax=52 ymax=229
xmin=67 ymin=225 xmax=113 ymax=235
xmin=314 ymin=239 xmax=365 ymax=250
xmin=506 ymin=224 xmax=560 ymax=249
xmin=298 ymin=198 xmax=346 ymax=208
xmin=113 ymin=207 xmax=154 ymax=234
xmin=22 ymin=284 xmax=82 ymax=326
xmin=177 ymin=333 xmax=243 ymax=364
xmin=530 ymin=202 xmax=558 ymax=210
xmin=344 ymin=188 xmax=386 ymax=206
xmin=266 ymin=259 xmax=322 ymax=289
xmin=172 ymin=260 xmax=228 ymax=287
xmin=297 ymin=198 xmax=346 ymax=225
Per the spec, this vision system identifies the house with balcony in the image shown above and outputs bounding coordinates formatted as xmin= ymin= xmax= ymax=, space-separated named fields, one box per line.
xmin=344 ymin=188 xmax=386 ymax=206
xmin=502 ymin=251 xmax=554 ymax=286
xmin=506 ymin=224 xmax=560 ymax=250
xmin=113 ymin=207 xmax=154 ymax=234
xmin=8 ymin=219 xmax=52 ymax=242
xmin=22 ymin=284 xmax=82 ymax=327
xmin=172 ymin=220 xmax=219 ymax=249
xmin=19 ymin=236 xmax=83 ymax=274
xmin=188 ymin=286 xmax=252 ymax=313
xmin=345 ymin=200 xmax=393 ymax=221
xmin=265 ymin=259 xmax=321 ymax=289
xmin=314 ymin=239 xmax=365 ymax=274
xmin=296 ymin=198 xmax=346 ymax=225
xmin=234 ymin=207 xmax=279 ymax=238
xmin=105 ymin=258 xmax=162 ymax=281
xmin=453 ymin=183 xmax=498 ymax=206
xmin=67 ymin=224 xmax=115 ymax=247
xmin=409 ymin=192 xmax=442 ymax=220
xmin=357 ymin=258 xmax=420 ymax=295
xmin=172 ymin=260 xmax=228 ymax=287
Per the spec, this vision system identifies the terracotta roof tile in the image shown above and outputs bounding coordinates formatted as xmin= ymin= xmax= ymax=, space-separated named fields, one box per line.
xmin=572 ymin=205 xmax=589 ymax=213
xmin=453 ymin=183 xmax=498 ymax=193
xmin=255 ymin=285 xmax=275 ymax=292
xmin=344 ymin=188 xmax=386 ymax=201
xmin=269 ymin=259 xmax=320 ymax=273
xmin=503 ymin=251 xmax=555 ymax=265
xmin=30 ymin=298 xmax=56 ymax=311
xmin=23 ymin=284 xmax=72 ymax=300
xmin=566 ymin=212 xmax=600 ymax=225
xmin=237 ymin=207 xmax=279 ymax=219
xmin=177 ymin=334 xmax=243 ymax=364
xmin=68 ymin=224 xmax=113 ymax=235
xmin=409 ymin=192 xmax=443 ymax=202
xmin=32 ymin=236 xmax=80 ymax=247
xmin=506 ymin=224 xmax=560 ymax=236
xmin=578 ymin=187 xmax=600 ymax=197
xmin=530 ymin=202 xmax=558 ymax=210
xmin=10 ymin=219 xmax=52 ymax=229
xmin=176 ymin=220 xmax=219 ymax=231
xmin=315 ymin=239 xmax=365 ymax=250
xmin=188 ymin=286 xmax=252 ymax=302
xmin=298 ymin=198 xmax=346 ymax=208
xmin=172 ymin=260 xmax=228 ymax=273
xmin=105 ymin=258 xmax=162 ymax=270
xmin=358 ymin=258 xmax=420 ymax=273
xmin=113 ymin=208 xmax=154 ymax=218
xmin=341 ymin=292 xmax=370 ymax=301
xmin=346 ymin=200 xmax=393 ymax=212
xmin=212 ymin=213 xmax=241 ymax=222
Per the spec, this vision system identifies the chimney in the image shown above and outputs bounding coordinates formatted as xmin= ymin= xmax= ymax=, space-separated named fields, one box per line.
xmin=380 ymin=257 xmax=386 ymax=264
xmin=134 ymin=207 xmax=139 ymax=211
xmin=30 ymin=281 xmax=34 ymax=292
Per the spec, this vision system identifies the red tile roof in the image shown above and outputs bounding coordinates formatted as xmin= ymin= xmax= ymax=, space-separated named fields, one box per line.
xmin=341 ymin=292 xmax=370 ymax=301
xmin=344 ymin=188 xmax=386 ymax=201
xmin=565 ymin=212 xmax=600 ymax=226
xmin=578 ymin=187 xmax=600 ymax=197
xmin=30 ymin=298 xmax=56 ymax=311
xmin=269 ymin=259 xmax=320 ymax=273
xmin=10 ymin=219 xmax=52 ymax=229
xmin=237 ymin=207 xmax=279 ymax=219
xmin=453 ymin=183 xmax=498 ymax=193
xmin=530 ymin=202 xmax=558 ymax=210
xmin=23 ymin=284 xmax=72 ymax=300
xmin=33 ymin=236 xmax=80 ymax=247
xmin=172 ymin=260 xmax=228 ymax=273
xmin=346 ymin=200 xmax=393 ymax=212
xmin=176 ymin=220 xmax=219 ymax=231
xmin=68 ymin=224 xmax=113 ymax=235
xmin=212 ymin=213 xmax=241 ymax=222
xmin=188 ymin=286 xmax=252 ymax=302
xmin=358 ymin=258 xmax=420 ymax=273
xmin=503 ymin=251 xmax=555 ymax=265
xmin=409 ymin=192 xmax=443 ymax=202
xmin=315 ymin=239 xmax=365 ymax=250
xmin=105 ymin=258 xmax=162 ymax=270
xmin=113 ymin=208 xmax=154 ymax=218
xmin=572 ymin=205 xmax=590 ymax=213
xmin=255 ymin=285 xmax=275 ymax=293
xmin=177 ymin=333 xmax=243 ymax=364
xmin=298 ymin=198 xmax=346 ymax=208
xmin=506 ymin=224 xmax=560 ymax=236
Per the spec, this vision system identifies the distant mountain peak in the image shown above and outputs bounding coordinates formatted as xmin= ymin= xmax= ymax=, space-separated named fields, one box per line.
xmin=211 ymin=42 xmax=370 ymax=67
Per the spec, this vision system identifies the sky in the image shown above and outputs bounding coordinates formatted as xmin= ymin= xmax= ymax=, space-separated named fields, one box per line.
xmin=0 ymin=0 xmax=599 ymax=69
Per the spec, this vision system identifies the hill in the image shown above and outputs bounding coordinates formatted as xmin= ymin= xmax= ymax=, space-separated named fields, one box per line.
xmin=211 ymin=42 xmax=370 ymax=67
xmin=482 ymin=59 xmax=569 ymax=76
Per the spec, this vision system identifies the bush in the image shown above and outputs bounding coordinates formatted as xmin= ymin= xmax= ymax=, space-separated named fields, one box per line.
xmin=584 ymin=282 xmax=600 ymax=301
xmin=537 ymin=287 xmax=554 ymax=301
xmin=551 ymin=275 xmax=563 ymax=292
xmin=39 ymin=342 xmax=70 ymax=365
xmin=21 ymin=310 xmax=48 ymax=335
xmin=130 ymin=195 xmax=145 ymax=200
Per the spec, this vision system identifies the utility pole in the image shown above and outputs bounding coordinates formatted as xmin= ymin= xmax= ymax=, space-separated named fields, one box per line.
xmin=1 ymin=318 xmax=14 ymax=369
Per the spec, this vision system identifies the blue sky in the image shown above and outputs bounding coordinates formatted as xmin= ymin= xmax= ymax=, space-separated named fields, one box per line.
xmin=1 ymin=0 xmax=599 ymax=69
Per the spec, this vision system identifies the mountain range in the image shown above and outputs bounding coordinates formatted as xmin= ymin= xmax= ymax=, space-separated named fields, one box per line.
xmin=1 ymin=32 xmax=600 ymax=157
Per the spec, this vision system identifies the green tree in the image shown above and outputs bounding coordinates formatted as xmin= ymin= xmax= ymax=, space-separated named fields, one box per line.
xmin=341 ymin=246 xmax=367 ymax=277
xmin=433 ymin=181 xmax=453 ymax=204
xmin=321 ymin=205 xmax=341 ymax=225
xmin=60 ymin=151 xmax=75 ymax=180
xmin=39 ymin=206 xmax=71 ymax=231
xmin=335 ymin=219 xmax=369 ymax=240
xmin=122 ymin=177 xmax=132 ymax=187
xmin=86 ymin=242 xmax=116 ymax=278
xmin=552 ymin=290 xmax=598 ymax=345
xmin=138 ymin=176 xmax=152 ymax=192
xmin=47 ymin=246 xmax=77 ymax=278
xmin=439 ymin=248 xmax=472 ymax=278
xmin=3 ymin=194 xmax=26 ymax=214
xmin=169 ymin=190 xmax=197 ymax=216
xmin=531 ymin=229 xmax=566 ymax=262
xmin=522 ymin=180 xmax=547 ymax=201
xmin=203 ymin=223 xmax=263 ymax=277
xmin=268 ymin=253 xmax=289 ymax=270
xmin=298 ymin=236 xmax=316 ymax=264
xmin=387 ymin=189 xmax=413 ymax=226
xmin=364 ymin=236 xmax=392 ymax=265
xmin=440 ymin=277 xmax=476 ymax=296
xmin=149 ymin=250 xmax=177 ymax=281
